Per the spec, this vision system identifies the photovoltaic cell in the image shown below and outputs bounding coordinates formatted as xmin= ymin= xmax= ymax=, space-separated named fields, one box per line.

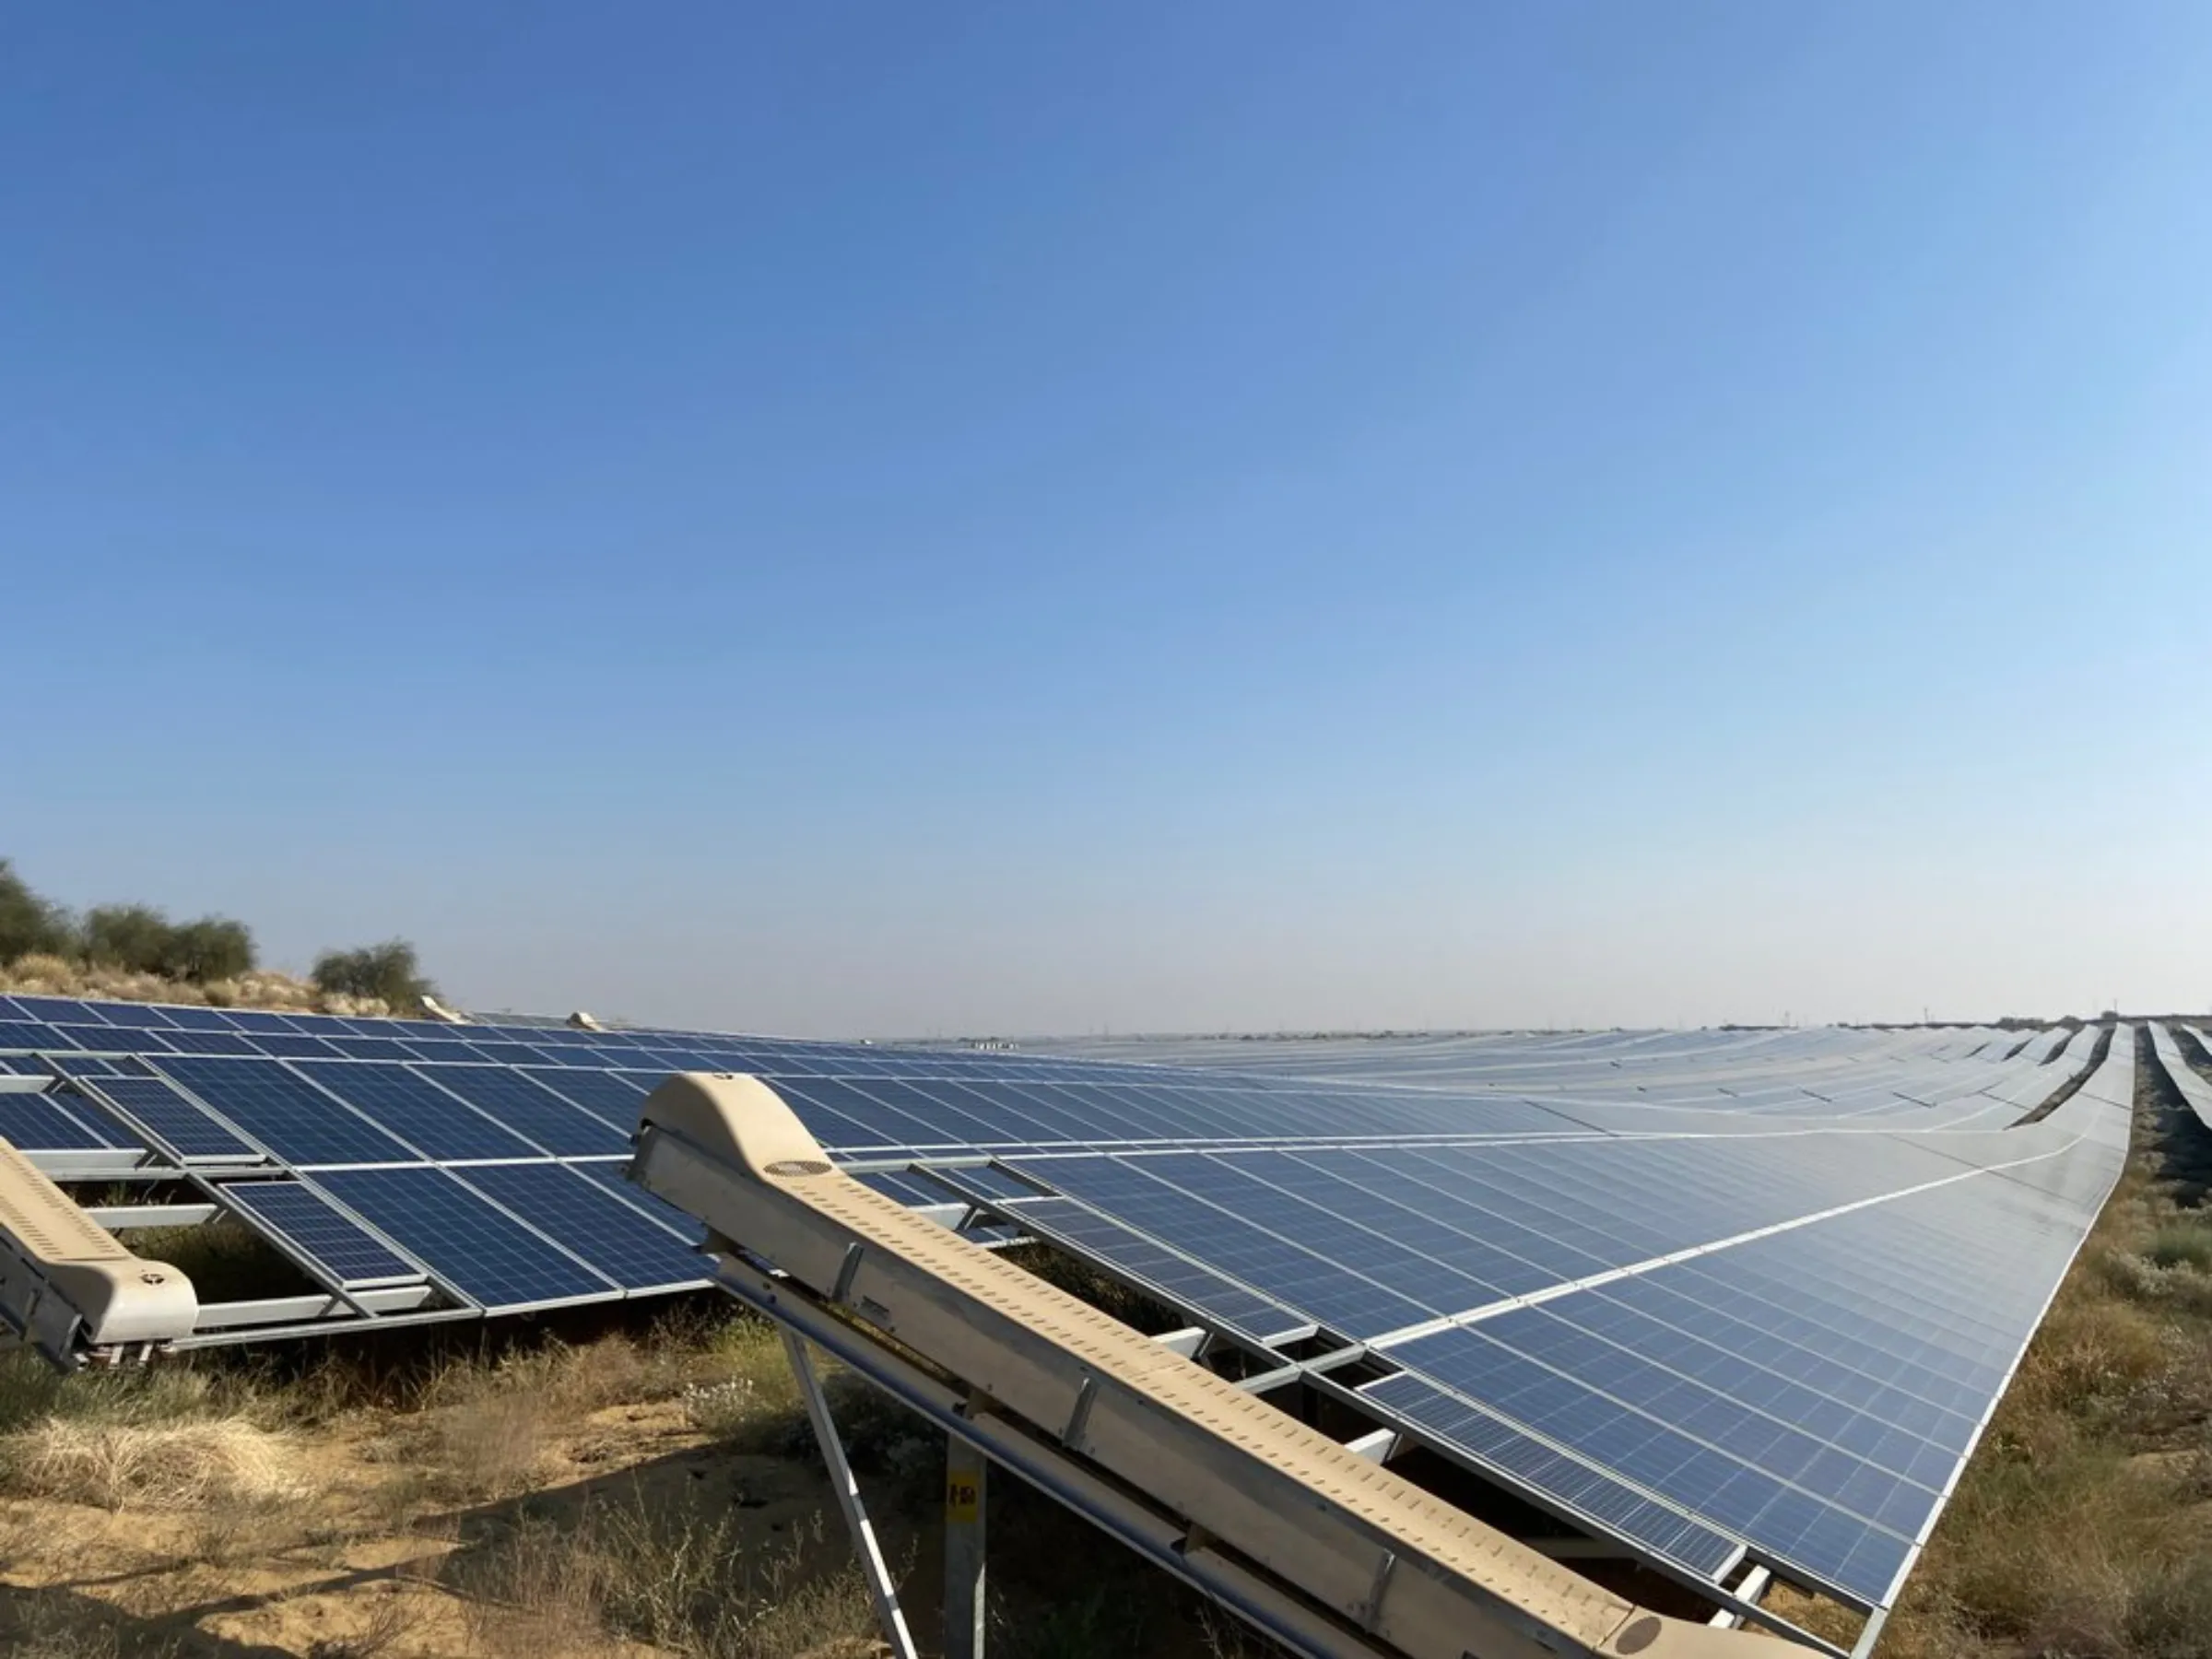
xmin=150 ymin=1056 xmax=418 ymax=1167
xmin=407 ymin=1066 xmax=629 ymax=1156
xmin=0 ymin=1090 xmax=114 ymax=1151
xmin=290 ymin=1062 xmax=541 ymax=1160
xmin=310 ymin=1167 xmax=615 ymax=1309
xmin=568 ymin=1159 xmax=710 ymax=1242
xmin=519 ymin=1067 xmax=649 ymax=1126
xmin=455 ymin=1162 xmax=708 ymax=1290
xmin=84 ymin=1074 xmax=262 ymax=1159
xmin=221 ymin=1182 xmax=422 ymax=1285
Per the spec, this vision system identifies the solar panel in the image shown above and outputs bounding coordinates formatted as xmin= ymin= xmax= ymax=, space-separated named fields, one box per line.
xmin=407 ymin=1065 xmax=629 ymax=1156
xmin=568 ymin=1157 xmax=711 ymax=1241
xmin=453 ymin=1162 xmax=707 ymax=1291
xmin=517 ymin=1065 xmax=648 ymax=1125
xmin=310 ymin=1166 xmax=617 ymax=1310
xmin=219 ymin=1181 xmax=424 ymax=1286
xmin=0 ymin=1089 xmax=116 ymax=1151
xmin=289 ymin=1062 xmax=542 ymax=1161
xmin=78 ymin=1072 xmax=262 ymax=1159
xmin=149 ymin=1055 xmax=418 ymax=1167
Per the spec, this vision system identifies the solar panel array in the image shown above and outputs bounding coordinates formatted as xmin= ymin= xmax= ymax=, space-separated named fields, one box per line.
xmin=2147 ymin=1022 xmax=2212 ymax=1133
xmin=0 ymin=1000 xmax=2136 ymax=1617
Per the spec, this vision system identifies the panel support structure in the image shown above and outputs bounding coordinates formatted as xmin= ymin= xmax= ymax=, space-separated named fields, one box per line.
xmin=946 ymin=1432 xmax=988 ymax=1659
xmin=780 ymin=1327 xmax=921 ymax=1659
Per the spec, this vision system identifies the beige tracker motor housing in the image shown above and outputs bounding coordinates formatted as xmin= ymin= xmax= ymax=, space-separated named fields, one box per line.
xmin=0 ymin=1138 xmax=199 ymax=1364
xmin=631 ymin=1073 xmax=1803 ymax=1659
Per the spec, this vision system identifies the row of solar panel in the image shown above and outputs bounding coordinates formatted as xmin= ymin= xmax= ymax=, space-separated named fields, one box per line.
xmin=212 ymin=1158 xmax=710 ymax=1310
xmin=2147 ymin=1024 xmax=2212 ymax=1132
xmin=924 ymin=1035 xmax=2137 ymax=1606
xmin=11 ymin=1052 xmax=1606 ymax=1168
xmin=13 ymin=1042 xmax=2070 ymax=1180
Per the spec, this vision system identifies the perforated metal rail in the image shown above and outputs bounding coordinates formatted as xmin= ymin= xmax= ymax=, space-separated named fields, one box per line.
xmin=0 ymin=1137 xmax=198 ymax=1364
xmin=632 ymin=1073 xmax=1802 ymax=1659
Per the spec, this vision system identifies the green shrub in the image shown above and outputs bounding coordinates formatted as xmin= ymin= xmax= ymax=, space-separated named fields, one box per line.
xmin=81 ymin=904 xmax=255 ymax=982
xmin=2147 ymin=1221 xmax=2212 ymax=1273
xmin=155 ymin=915 xmax=255 ymax=982
xmin=312 ymin=939 xmax=434 ymax=1008
xmin=81 ymin=903 xmax=174 ymax=972
xmin=0 ymin=858 xmax=77 ymax=964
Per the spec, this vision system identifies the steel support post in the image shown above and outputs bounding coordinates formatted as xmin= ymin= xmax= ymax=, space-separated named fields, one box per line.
xmin=946 ymin=1433 xmax=988 ymax=1659
xmin=780 ymin=1328 xmax=921 ymax=1659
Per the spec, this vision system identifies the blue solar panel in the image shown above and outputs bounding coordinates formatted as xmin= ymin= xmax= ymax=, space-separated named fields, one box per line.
xmin=88 ymin=1003 xmax=180 ymax=1030
xmin=1006 ymin=1194 xmax=1310 ymax=1344
xmin=310 ymin=1167 xmax=615 ymax=1310
xmin=0 ymin=1090 xmax=116 ymax=1150
xmin=406 ymin=1066 xmax=629 ymax=1156
xmin=289 ymin=1063 xmax=541 ymax=1160
xmin=150 ymin=1056 xmax=418 ymax=1167
xmin=1360 ymin=1372 xmax=1747 ymax=1583
xmin=0 ymin=1021 xmax=65 ymax=1052
xmin=54 ymin=1024 xmax=167 ymax=1053
xmin=455 ymin=1162 xmax=707 ymax=1291
xmin=322 ymin=1037 xmax=418 ymax=1063
xmin=158 ymin=1005 xmax=250 ymax=1032
xmin=219 ymin=1010 xmax=305 ymax=1035
xmin=81 ymin=1073 xmax=262 ymax=1159
xmin=248 ymin=1032 xmax=347 ymax=1060
xmin=397 ymin=1039 xmax=488 ymax=1065
xmin=221 ymin=1182 xmax=423 ymax=1285
xmin=568 ymin=1159 xmax=710 ymax=1242
xmin=158 ymin=1029 xmax=259 ymax=1057
xmin=518 ymin=1067 xmax=648 ymax=1126
xmin=6 ymin=995 xmax=93 ymax=1024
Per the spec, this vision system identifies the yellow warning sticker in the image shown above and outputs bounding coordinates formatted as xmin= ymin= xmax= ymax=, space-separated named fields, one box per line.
xmin=946 ymin=1475 xmax=981 ymax=1523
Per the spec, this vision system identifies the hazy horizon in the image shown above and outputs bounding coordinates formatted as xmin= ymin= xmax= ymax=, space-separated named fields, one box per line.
xmin=7 ymin=6 xmax=2208 ymax=1039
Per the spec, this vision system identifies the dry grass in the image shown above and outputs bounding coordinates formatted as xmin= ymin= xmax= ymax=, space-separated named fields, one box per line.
xmin=370 ymin=1317 xmax=798 ymax=1501
xmin=3 ymin=1417 xmax=307 ymax=1512
xmin=451 ymin=1497 xmax=878 ymax=1659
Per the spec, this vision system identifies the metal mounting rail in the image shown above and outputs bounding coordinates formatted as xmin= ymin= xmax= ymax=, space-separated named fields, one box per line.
xmin=0 ymin=1137 xmax=198 ymax=1365
xmin=631 ymin=1074 xmax=1801 ymax=1659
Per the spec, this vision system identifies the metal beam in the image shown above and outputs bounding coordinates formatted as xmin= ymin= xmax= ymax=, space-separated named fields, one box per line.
xmin=780 ymin=1328 xmax=921 ymax=1659
xmin=84 ymin=1204 xmax=218 ymax=1230
xmin=945 ymin=1434 xmax=987 ymax=1659
xmin=191 ymin=1284 xmax=436 ymax=1330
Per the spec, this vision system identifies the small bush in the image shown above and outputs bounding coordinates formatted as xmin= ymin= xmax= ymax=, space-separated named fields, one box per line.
xmin=2147 ymin=1221 xmax=2212 ymax=1272
xmin=312 ymin=939 xmax=435 ymax=1010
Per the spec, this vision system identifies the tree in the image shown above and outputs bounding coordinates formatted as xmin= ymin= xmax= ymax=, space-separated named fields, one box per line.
xmin=83 ymin=903 xmax=175 ymax=972
xmin=158 ymin=917 xmax=256 ymax=982
xmin=312 ymin=939 xmax=435 ymax=1009
xmin=0 ymin=858 xmax=77 ymax=963
xmin=82 ymin=902 xmax=255 ymax=982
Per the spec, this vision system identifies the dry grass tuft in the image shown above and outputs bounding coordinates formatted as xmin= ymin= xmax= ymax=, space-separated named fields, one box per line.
xmin=454 ymin=1496 xmax=878 ymax=1659
xmin=2 ymin=1416 xmax=308 ymax=1512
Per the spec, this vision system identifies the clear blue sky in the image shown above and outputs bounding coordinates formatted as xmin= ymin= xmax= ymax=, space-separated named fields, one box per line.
xmin=6 ymin=6 xmax=2208 ymax=1034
